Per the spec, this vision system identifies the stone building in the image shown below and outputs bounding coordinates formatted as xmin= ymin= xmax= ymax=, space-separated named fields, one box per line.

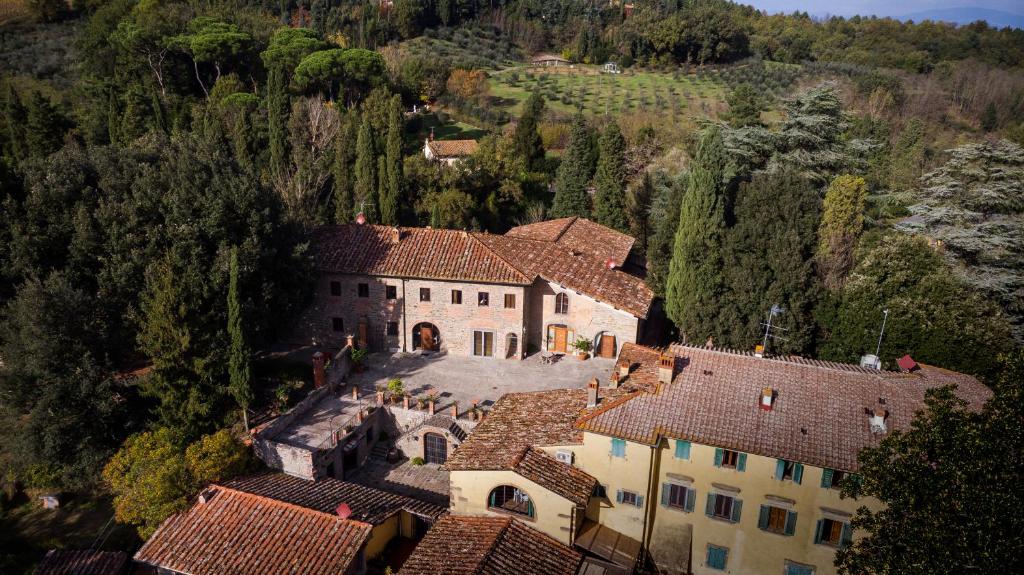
xmin=444 ymin=344 xmax=990 ymax=575
xmin=295 ymin=217 xmax=655 ymax=360
xmin=422 ymin=137 xmax=478 ymax=166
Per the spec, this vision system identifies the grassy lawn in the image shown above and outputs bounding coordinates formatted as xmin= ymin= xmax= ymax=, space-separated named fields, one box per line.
xmin=408 ymin=112 xmax=488 ymax=148
xmin=489 ymin=65 xmax=727 ymax=121
xmin=0 ymin=491 xmax=140 ymax=574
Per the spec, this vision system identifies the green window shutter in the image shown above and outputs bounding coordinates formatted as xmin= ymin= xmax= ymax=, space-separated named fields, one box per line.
xmin=730 ymin=498 xmax=742 ymax=523
xmin=820 ymin=468 xmax=834 ymax=489
xmin=841 ymin=522 xmax=853 ymax=547
xmin=775 ymin=459 xmax=786 ymax=480
xmin=794 ymin=463 xmax=804 ymax=485
xmin=784 ymin=511 xmax=798 ymax=536
xmin=705 ymin=493 xmax=715 ymax=516
xmin=661 ymin=483 xmax=671 ymax=507
xmin=675 ymin=440 xmax=691 ymax=460
xmin=713 ymin=447 xmax=723 ymax=467
xmin=636 ymin=495 xmax=644 ymax=508
xmin=616 ymin=489 xmax=624 ymax=504
xmin=737 ymin=452 xmax=747 ymax=472
xmin=814 ymin=519 xmax=825 ymax=544
xmin=758 ymin=504 xmax=770 ymax=530
xmin=489 ymin=490 xmax=496 ymax=507
xmin=707 ymin=546 xmax=727 ymax=570
xmin=685 ymin=487 xmax=696 ymax=512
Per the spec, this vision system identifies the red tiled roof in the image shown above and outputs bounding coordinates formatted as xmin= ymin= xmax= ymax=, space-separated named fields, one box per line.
xmin=577 ymin=343 xmax=992 ymax=472
xmin=222 ymin=472 xmax=446 ymax=524
xmin=513 ymin=447 xmax=597 ymax=506
xmin=35 ymin=550 xmax=128 ymax=575
xmin=134 ymin=486 xmax=371 ymax=575
xmin=427 ymin=139 xmax=479 ymax=157
xmin=314 ymin=220 xmax=654 ymax=318
xmin=398 ymin=515 xmax=583 ymax=575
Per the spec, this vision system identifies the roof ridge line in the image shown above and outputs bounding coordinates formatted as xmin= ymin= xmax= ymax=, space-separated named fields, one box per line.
xmin=552 ymin=216 xmax=579 ymax=242
xmin=211 ymin=485 xmax=374 ymax=529
xmin=468 ymin=233 xmax=535 ymax=284
xmin=575 ymin=391 xmax=643 ymax=428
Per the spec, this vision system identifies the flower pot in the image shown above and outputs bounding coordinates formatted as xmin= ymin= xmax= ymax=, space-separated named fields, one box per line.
xmin=577 ymin=352 xmax=589 ymax=361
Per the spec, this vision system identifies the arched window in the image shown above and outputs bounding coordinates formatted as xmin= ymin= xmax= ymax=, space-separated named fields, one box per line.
xmin=554 ymin=293 xmax=569 ymax=315
xmin=488 ymin=485 xmax=535 ymax=518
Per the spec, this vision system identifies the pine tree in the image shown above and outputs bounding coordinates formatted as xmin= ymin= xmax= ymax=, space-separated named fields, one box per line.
xmin=665 ymin=125 xmax=727 ymax=342
xmin=332 ymin=110 xmax=358 ymax=223
xmin=227 ymin=247 xmax=252 ymax=430
xmin=551 ymin=113 xmax=594 ymax=218
xmin=267 ymin=67 xmax=290 ymax=179
xmin=25 ymin=91 xmax=63 ymax=157
xmin=593 ymin=121 xmax=628 ymax=232
xmin=380 ymin=97 xmax=403 ymax=226
xmin=725 ymin=83 xmax=764 ymax=128
xmin=1 ymin=85 xmax=27 ymax=164
xmin=817 ymin=175 xmax=868 ymax=291
xmin=354 ymin=113 xmax=378 ymax=221
xmin=513 ymin=90 xmax=545 ymax=171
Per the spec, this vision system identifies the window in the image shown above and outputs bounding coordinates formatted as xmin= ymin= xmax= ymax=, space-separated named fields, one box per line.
xmin=488 ymin=485 xmax=534 ymax=518
xmin=419 ymin=288 xmax=431 ymax=302
xmin=386 ymin=321 xmax=399 ymax=336
xmin=616 ymin=489 xmax=642 ymax=507
xmin=610 ymin=438 xmax=626 ymax=458
xmin=758 ymin=505 xmax=797 ymax=535
xmin=385 ymin=285 xmax=397 ymax=300
xmin=820 ymin=469 xmax=846 ymax=490
xmin=478 ymin=291 xmax=489 ymax=306
xmin=775 ymin=459 xmax=804 ymax=484
xmin=714 ymin=448 xmax=746 ymax=471
xmin=706 ymin=545 xmax=728 ymax=571
xmin=330 ymin=281 xmax=342 ymax=296
xmin=705 ymin=493 xmax=742 ymax=522
xmin=815 ymin=518 xmax=852 ymax=547
xmin=554 ymin=292 xmax=569 ymax=314
xmin=473 ymin=331 xmax=494 ymax=357
xmin=451 ymin=289 xmax=462 ymax=304
xmin=784 ymin=560 xmax=816 ymax=575
xmin=504 ymin=293 xmax=516 ymax=309
xmin=661 ymin=483 xmax=696 ymax=512
xmin=357 ymin=283 xmax=369 ymax=298
xmin=332 ymin=317 xmax=344 ymax=332
xmin=674 ymin=440 xmax=691 ymax=460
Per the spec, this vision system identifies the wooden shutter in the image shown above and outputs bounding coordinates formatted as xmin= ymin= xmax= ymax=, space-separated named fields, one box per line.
xmin=685 ymin=487 xmax=696 ymax=512
xmin=675 ymin=440 xmax=690 ymax=460
xmin=730 ymin=498 xmax=743 ymax=523
xmin=784 ymin=511 xmax=798 ymax=536
xmin=793 ymin=463 xmax=804 ymax=485
xmin=616 ymin=489 xmax=624 ymax=504
xmin=661 ymin=483 xmax=671 ymax=507
xmin=705 ymin=493 xmax=715 ymax=516
xmin=821 ymin=468 xmax=834 ymax=489
xmin=713 ymin=448 xmax=724 ymax=467
xmin=737 ymin=452 xmax=747 ymax=472
xmin=814 ymin=519 xmax=825 ymax=544
xmin=758 ymin=505 xmax=770 ymax=530
xmin=775 ymin=459 xmax=786 ymax=480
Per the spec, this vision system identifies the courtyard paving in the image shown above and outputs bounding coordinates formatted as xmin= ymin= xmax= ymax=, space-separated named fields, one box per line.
xmin=346 ymin=351 xmax=615 ymax=412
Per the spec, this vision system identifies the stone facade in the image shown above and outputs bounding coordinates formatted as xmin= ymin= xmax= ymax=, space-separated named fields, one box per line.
xmin=528 ymin=279 xmax=641 ymax=357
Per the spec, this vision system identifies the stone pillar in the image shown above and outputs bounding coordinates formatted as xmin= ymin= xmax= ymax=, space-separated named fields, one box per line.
xmin=428 ymin=399 xmax=435 ymax=415
xmin=403 ymin=396 xmax=411 ymax=410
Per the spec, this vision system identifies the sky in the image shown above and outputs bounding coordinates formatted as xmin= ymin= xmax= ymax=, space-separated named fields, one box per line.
xmin=739 ymin=0 xmax=1024 ymax=19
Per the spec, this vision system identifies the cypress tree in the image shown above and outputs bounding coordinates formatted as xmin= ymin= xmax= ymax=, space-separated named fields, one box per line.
xmin=267 ymin=67 xmax=290 ymax=179
xmin=380 ymin=97 xmax=403 ymax=225
xmin=377 ymin=155 xmax=392 ymax=224
xmin=646 ymin=173 xmax=686 ymax=297
xmin=551 ymin=113 xmax=594 ymax=218
xmin=332 ymin=110 xmax=358 ymax=223
xmin=817 ymin=175 xmax=868 ymax=291
xmin=354 ymin=113 xmax=378 ymax=221
xmin=2 ymin=85 xmax=27 ymax=163
xmin=513 ymin=90 xmax=545 ymax=171
xmin=665 ymin=125 xmax=727 ymax=342
xmin=593 ymin=121 xmax=628 ymax=232
xmin=227 ymin=247 xmax=252 ymax=430
xmin=25 ymin=91 xmax=63 ymax=157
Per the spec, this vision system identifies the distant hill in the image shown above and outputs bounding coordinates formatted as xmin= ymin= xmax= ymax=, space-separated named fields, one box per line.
xmin=899 ymin=7 xmax=1024 ymax=29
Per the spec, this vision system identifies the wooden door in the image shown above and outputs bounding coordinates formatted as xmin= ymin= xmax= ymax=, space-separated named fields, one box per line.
xmin=553 ymin=327 xmax=568 ymax=353
xmin=420 ymin=325 xmax=435 ymax=351
xmin=599 ymin=334 xmax=616 ymax=358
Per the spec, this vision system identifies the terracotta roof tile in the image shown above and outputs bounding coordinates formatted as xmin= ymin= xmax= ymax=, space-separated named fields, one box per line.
xmin=35 ymin=550 xmax=128 ymax=575
xmin=578 ymin=343 xmax=992 ymax=472
xmin=506 ymin=217 xmax=635 ymax=265
xmin=427 ymin=139 xmax=479 ymax=158
xmin=513 ymin=447 xmax=596 ymax=506
xmin=222 ymin=472 xmax=446 ymax=524
xmin=134 ymin=486 xmax=371 ymax=575
xmin=398 ymin=515 xmax=582 ymax=575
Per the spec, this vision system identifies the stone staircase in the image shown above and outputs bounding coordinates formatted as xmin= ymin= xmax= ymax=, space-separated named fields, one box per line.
xmin=370 ymin=441 xmax=391 ymax=461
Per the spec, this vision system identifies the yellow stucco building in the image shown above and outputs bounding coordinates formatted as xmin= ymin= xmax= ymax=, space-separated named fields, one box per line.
xmin=446 ymin=343 xmax=990 ymax=574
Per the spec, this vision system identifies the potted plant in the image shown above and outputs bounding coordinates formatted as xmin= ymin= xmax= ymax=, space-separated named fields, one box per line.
xmin=350 ymin=347 xmax=367 ymax=373
xmin=386 ymin=378 xmax=404 ymax=403
xmin=416 ymin=396 xmax=428 ymax=410
xmin=572 ymin=337 xmax=592 ymax=361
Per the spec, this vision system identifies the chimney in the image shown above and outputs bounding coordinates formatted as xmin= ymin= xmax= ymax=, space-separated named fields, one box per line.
xmin=351 ymin=386 xmax=359 ymax=400
xmin=587 ymin=377 xmax=600 ymax=408
xmin=609 ymin=370 xmax=620 ymax=387
xmin=355 ymin=211 xmax=366 ymax=225
xmin=393 ymin=226 xmax=404 ymax=242
xmin=451 ymin=403 xmax=459 ymax=418
xmin=198 ymin=489 xmax=217 ymax=504
xmin=402 ymin=395 xmax=411 ymax=410
xmin=869 ymin=408 xmax=888 ymax=434
xmin=605 ymin=258 xmax=617 ymax=270
xmin=357 ymin=409 xmax=365 ymax=424
xmin=335 ymin=502 xmax=352 ymax=519
xmin=617 ymin=358 xmax=630 ymax=379
xmin=759 ymin=387 xmax=775 ymax=411
xmin=658 ymin=353 xmax=674 ymax=385
xmin=312 ymin=352 xmax=326 ymax=389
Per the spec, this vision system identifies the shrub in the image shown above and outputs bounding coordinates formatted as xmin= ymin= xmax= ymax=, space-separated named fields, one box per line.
xmin=411 ymin=457 xmax=425 ymax=466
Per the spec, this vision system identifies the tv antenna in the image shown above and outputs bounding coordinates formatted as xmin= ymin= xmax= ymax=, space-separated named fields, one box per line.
xmin=874 ymin=309 xmax=890 ymax=358
xmin=757 ymin=304 xmax=788 ymax=357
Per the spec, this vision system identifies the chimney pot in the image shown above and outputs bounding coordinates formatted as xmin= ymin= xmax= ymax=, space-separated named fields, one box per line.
xmin=351 ymin=386 xmax=359 ymax=400
xmin=451 ymin=403 xmax=459 ymax=418
xmin=658 ymin=353 xmax=674 ymax=385
xmin=617 ymin=359 xmax=630 ymax=378
xmin=759 ymin=387 xmax=775 ymax=411
xmin=312 ymin=352 xmax=327 ymax=389
xmin=586 ymin=377 xmax=600 ymax=408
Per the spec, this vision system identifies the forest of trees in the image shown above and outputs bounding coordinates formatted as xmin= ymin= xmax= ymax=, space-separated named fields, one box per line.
xmin=1 ymin=0 xmax=1022 ymax=571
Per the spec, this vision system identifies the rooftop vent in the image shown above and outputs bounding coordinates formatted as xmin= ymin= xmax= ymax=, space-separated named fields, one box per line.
xmin=897 ymin=354 xmax=919 ymax=372
xmin=335 ymin=502 xmax=352 ymax=519
xmin=759 ymin=387 xmax=775 ymax=411
xmin=869 ymin=408 xmax=888 ymax=434
xmin=860 ymin=354 xmax=882 ymax=370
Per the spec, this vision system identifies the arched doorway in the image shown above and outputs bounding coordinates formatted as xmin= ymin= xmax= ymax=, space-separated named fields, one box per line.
xmin=423 ymin=432 xmax=447 ymax=464
xmin=506 ymin=333 xmax=518 ymax=359
xmin=594 ymin=331 xmax=617 ymax=358
xmin=412 ymin=322 xmax=440 ymax=351
xmin=488 ymin=485 xmax=535 ymax=518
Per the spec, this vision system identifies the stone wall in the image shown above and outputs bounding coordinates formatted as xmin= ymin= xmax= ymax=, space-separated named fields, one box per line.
xmin=527 ymin=278 xmax=641 ymax=356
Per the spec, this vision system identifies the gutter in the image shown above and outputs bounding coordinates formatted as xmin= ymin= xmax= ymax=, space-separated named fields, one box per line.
xmin=639 ymin=439 xmax=660 ymax=571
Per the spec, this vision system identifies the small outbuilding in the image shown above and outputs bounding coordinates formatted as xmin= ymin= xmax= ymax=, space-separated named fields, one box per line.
xmin=531 ymin=53 xmax=570 ymax=67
